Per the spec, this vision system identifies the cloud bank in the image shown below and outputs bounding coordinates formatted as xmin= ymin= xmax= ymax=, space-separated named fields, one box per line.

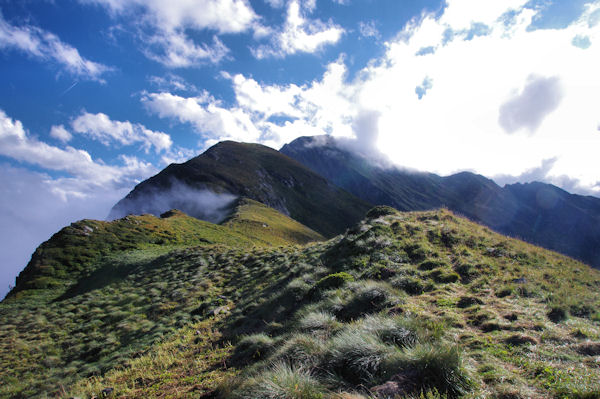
xmin=108 ymin=180 xmax=238 ymax=222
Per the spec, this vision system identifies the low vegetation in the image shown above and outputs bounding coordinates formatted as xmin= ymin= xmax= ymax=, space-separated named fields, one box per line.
xmin=1 ymin=205 xmax=600 ymax=398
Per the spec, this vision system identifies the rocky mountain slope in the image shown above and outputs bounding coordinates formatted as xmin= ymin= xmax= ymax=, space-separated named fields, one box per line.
xmin=281 ymin=135 xmax=600 ymax=268
xmin=109 ymin=141 xmax=371 ymax=238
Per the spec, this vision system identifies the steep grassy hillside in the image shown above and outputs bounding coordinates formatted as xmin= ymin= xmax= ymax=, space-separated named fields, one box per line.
xmin=0 ymin=203 xmax=324 ymax=398
xmin=223 ymin=198 xmax=325 ymax=246
xmin=2 ymin=207 xmax=599 ymax=398
xmin=110 ymin=141 xmax=371 ymax=237
xmin=281 ymin=135 xmax=600 ymax=268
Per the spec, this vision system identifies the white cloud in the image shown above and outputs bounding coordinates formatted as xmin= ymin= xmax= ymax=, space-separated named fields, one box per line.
xmin=141 ymin=60 xmax=357 ymax=149
xmin=0 ymin=164 xmax=130 ymax=299
xmin=145 ymin=0 xmax=600 ymax=196
xmin=71 ymin=112 xmax=172 ymax=153
xmin=0 ymin=13 xmax=112 ymax=81
xmin=49 ymin=124 xmax=73 ymax=142
xmin=141 ymin=91 xmax=262 ymax=143
xmin=148 ymin=73 xmax=199 ymax=93
xmin=80 ymin=0 xmax=260 ymax=66
xmin=0 ymin=109 xmax=156 ymax=186
xmin=252 ymin=0 xmax=344 ymax=58
xmin=0 ymin=110 xmax=164 ymax=297
xmin=143 ymin=33 xmax=229 ymax=67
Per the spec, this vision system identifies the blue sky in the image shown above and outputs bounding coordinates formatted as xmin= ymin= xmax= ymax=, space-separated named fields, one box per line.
xmin=1 ymin=0 xmax=599 ymax=298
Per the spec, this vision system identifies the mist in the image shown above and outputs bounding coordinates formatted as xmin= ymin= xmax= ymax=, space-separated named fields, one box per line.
xmin=0 ymin=165 xmax=129 ymax=299
xmin=108 ymin=180 xmax=238 ymax=223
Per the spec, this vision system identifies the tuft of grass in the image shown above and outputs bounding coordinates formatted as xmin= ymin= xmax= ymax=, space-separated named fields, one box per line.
xmin=298 ymin=311 xmax=340 ymax=337
xmin=314 ymin=272 xmax=354 ymax=292
xmin=232 ymin=333 xmax=277 ymax=365
xmin=324 ymin=328 xmax=396 ymax=385
xmin=382 ymin=344 xmax=473 ymax=398
xmin=547 ymin=305 xmax=569 ymax=323
xmin=227 ymin=362 xmax=327 ymax=399
xmin=360 ymin=315 xmax=418 ymax=348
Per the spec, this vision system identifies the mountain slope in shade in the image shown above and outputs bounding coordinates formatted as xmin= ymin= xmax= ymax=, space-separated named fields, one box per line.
xmin=281 ymin=135 xmax=600 ymax=267
xmin=109 ymin=141 xmax=371 ymax=238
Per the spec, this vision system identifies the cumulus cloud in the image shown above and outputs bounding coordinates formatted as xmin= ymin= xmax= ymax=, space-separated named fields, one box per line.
xmin=80 ymin=0 xmax=259 ymax=66
xmin=141 ymin=60 xmax=357 ymax=148
xmin=0 ymin=109 xmax=156 ymax=187
xmin=252 ymin=0 xmax=344 ymax=58
xmin=0 ymin=12 xmax=112 ymax=81
xmin=498 ymin=75 xmax=564 ymax=134
xmin=49 ymin=124 xmax=73 ymax=142
xmin=143 ymin=33 xmax=229 ymax=67
xmin=141 ymin=91 xmax=262 ymax=144
xmin=71 ymin=112 xmax=172 ymax=153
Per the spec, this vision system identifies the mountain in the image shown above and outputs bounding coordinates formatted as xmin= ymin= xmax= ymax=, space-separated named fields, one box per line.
xmin=2 ymin=206 xmax=600 ymax=398
xmin=109 ymin=141 xmax=371 ymax=238
xmin=281 ymin=135 xmax=600 ymax=268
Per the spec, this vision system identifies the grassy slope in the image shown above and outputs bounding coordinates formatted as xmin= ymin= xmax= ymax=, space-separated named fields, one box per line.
xmin=50 ymin=207 xmax=600 ymax=399
xmin=0 ymin=204 xmax=324 ymax=398
xmin=223 ymin=198 xmax=325 ymax=246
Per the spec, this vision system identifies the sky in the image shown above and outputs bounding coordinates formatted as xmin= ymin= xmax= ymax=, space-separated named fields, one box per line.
xmin=1 ymin=0 xmax=599 ymax=298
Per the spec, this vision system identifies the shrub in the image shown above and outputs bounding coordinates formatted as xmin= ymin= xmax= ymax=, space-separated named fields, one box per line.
xmin=232 ymin=333 xmax=276 ymax=365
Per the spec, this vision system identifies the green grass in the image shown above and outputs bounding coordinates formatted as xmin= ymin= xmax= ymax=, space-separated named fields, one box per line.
xmin=1 ymin=207 xmax=600 ymax=398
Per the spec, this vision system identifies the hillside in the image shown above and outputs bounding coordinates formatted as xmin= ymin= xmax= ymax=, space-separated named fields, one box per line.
xmin=2 ymin=206 xmax=600 ymax=398
xmin=109 ymin=141 xmax=371 ymax=237
xmin=281 ymin=135 xmax=600 ymax=268
xmin=0 ymin=201 xmax=324 ymax=397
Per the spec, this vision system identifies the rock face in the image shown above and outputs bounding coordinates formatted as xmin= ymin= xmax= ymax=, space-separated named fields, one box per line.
xmin=281 ymin=135 xmax=600 ymax=268
xmin=109 ymin=141 xmax=371 ymax=237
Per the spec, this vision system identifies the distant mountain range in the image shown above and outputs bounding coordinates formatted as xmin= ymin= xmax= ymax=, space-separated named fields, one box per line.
xmin=110 ymin=135 xmax=600 ymax=268
xmin=281 ymin=135 xmax=600 ymax=268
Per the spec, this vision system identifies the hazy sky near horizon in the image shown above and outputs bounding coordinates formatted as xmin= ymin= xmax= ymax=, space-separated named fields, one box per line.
xmin=1 ymin=0 xmax=599 ymax=297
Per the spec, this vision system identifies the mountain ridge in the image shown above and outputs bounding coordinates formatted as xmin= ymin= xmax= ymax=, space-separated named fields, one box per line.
xmin=281 ymin=135 xmax=600 ymax=268
xmin=110 ymin=140 xmax=371 ymax=238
